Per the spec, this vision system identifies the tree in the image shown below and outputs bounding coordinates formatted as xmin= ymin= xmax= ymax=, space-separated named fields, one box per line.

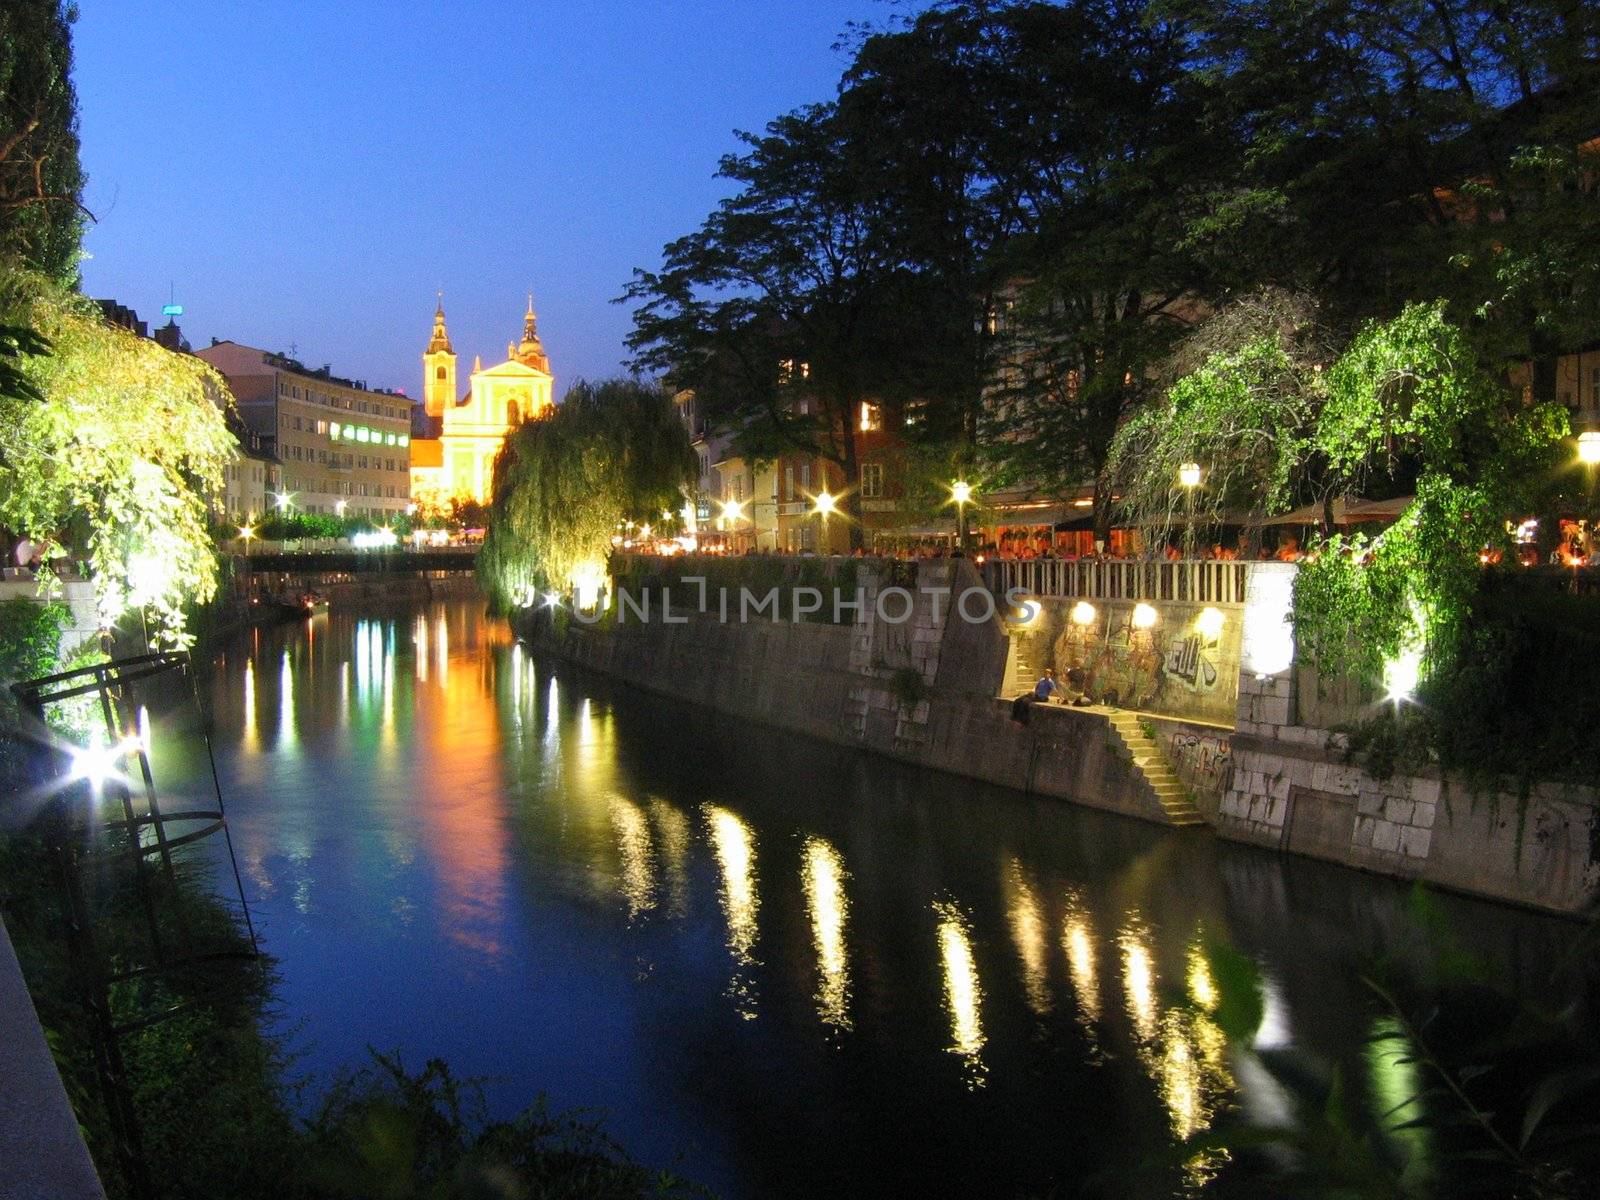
xmin=971 ymin=0 xmax=1237 ymax=539
xmin=1109 ymin=289 xmax=1332 ymax=547
xmin=479 ymin=379 xmax=696 ymax=614
xmin=1173 ymin=0 xmax=1600 ymax=367
xmin=0 ymin=1 xmax=86 ymax=283
xmin=625 ymin=104 xmax=925 ymax=551
xmin=0 ymin=269 xmax=236 ymax=647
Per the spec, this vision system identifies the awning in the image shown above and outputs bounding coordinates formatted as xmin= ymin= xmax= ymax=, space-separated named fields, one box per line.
xmin=1259 ymin=495 xmax=1414 ymax=527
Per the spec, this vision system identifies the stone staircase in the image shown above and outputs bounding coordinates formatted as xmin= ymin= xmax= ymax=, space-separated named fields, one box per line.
xmin=1105 ymin=711 xmax=1207 ymax=827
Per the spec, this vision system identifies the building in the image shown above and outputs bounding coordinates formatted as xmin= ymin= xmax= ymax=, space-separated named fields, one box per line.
xmin=409 ymin=298 xmax=555 ymax=508
xmin=194 ymin=341 xmax=412 ymax=520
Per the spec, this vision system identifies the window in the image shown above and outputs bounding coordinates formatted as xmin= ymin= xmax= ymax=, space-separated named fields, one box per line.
xmin=861 ymin=463 xmax=884 ymax=498
xmin=437 ymin=367 xmax=446 ymax=380
xmin=800 ymin=460 xmax=811 ymax=489
xmin=316 ymin=419 xmax=326 ymax=435
xmin=859 ymin=402 xmax=880 ymax=432
xmin=318 ymin=450 xmax=327 ymax=464
xmin=784 ymin=465 xmax=795 ymax=500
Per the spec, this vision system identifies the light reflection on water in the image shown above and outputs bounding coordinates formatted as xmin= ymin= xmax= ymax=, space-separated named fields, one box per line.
xmin=199 ymin=600 xmax=1579 ymax=1200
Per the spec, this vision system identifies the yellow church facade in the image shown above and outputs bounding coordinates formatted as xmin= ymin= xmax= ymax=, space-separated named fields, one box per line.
xmin=409 ymin=297 xmax=554 ymax=508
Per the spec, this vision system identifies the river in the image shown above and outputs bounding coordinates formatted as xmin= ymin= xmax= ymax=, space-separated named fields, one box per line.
xmin=192 ymin=598 xmax=1578 ymax=1198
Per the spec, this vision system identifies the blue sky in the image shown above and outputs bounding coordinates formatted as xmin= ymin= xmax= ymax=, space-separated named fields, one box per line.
xmin=74 ymin=2 xmax=895 ymax=396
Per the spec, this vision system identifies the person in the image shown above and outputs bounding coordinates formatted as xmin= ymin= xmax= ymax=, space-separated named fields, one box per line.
xmin=1033 ymin=668 xmax=1059 ymax=703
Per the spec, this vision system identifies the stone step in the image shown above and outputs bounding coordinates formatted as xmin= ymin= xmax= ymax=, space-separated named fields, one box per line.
xmin=1102 ymin=719 xmax=1207 ymax=829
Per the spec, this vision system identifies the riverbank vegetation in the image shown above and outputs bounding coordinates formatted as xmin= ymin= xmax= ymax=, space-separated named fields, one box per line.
xmin=480 ymin=379 xmax=696 ymax=614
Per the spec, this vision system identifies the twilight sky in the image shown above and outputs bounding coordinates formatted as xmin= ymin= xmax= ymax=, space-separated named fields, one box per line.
xmin=73 ymin=1 xmax=893 ymax=397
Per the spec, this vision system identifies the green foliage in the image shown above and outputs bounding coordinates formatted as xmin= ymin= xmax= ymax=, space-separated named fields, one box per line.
xmin=0 ymin=0 xmax=86 ymax=283
xmin=480 ymin=379 xmax=696 ymax=614
xmin=1168 ymin=896 xmax=1600 ymax=1198
xmin=0 ymin=593 xmax=64 ymax=777
xmin=303 ymin=1052 xmax=704 ymax=1200
xmin=1110 ymin=289 xmax=1328 ymax=540
xmin=0 ymin=268 xmax=237 ymax=648
xmin=1294 ymin=304 xmax=1568 ymax=687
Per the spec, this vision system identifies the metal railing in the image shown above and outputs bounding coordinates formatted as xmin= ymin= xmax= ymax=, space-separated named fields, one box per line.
xmin=982 ymin=558 xmax=1251 ymax=605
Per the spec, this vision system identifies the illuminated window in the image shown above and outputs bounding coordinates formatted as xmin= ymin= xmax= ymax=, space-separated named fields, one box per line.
xmin=800 ymin=460 xmax=811 ymax=489
xmin=861 ymin=463 xmax=884 ymax=498
xmin=859 ymin=402 xmax=880 ymax=432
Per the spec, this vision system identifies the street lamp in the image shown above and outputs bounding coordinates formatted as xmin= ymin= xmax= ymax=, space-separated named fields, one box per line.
xmin=1579 ymin=431 xmax=1600 ymax=466
xmin=1178 ymin=462 xmax=1202 ymax=558
xmin=951 ymin=480 xmax=973 ymax=553
xmin=239 ymin=523 xmax=255 ymax=559
xmin=813 ymin=490 xmax=836 ymax=553
xmin=335 ymin=499 xmax=347 ymax=516
xmin=273 ymin=490 xmax=294 ymax=511
xmin=721 ymin=498 xmax=745 ymax=548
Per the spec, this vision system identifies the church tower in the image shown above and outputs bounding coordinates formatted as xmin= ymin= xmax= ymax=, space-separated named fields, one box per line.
xmin=513 ymin=294 xmax=550 ymax=374
xmin=422 ymin=297 xmax=456 ymax=418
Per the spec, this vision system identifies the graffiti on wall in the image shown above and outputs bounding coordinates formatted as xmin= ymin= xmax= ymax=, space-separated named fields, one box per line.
xmin=1051 ymin=603 xmax=1232 ymax=719
xmin=1165 ymin=729 xmax=1233 ymax=799
xmin=1163 ymin=631 xmax=1222 ymax=692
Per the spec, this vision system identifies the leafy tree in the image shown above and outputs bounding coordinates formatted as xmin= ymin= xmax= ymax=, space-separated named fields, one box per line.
xmin=480 ymin=379 xmax=695 ymax=613
xmin=1173 ymin=0 xmax=1600 ymax=371
xmin=973 ymin=0 xmax=1236 ymax=539
xmin=0 ymin=269 xmax=236 ymax=647
xmin=624 ymin=104 xmax=923 ymax=550
xmin=0 ymin=0 xmax=86 ymax=283
xmin=1109 ymin=289 xmax=1332 ymax=547
xmin=1294 ymin=303 xmax=1567 ymax=687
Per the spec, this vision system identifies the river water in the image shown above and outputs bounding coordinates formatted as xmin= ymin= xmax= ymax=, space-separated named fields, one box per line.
xmin=193 ymin=599 xmax=1577 ymax=1198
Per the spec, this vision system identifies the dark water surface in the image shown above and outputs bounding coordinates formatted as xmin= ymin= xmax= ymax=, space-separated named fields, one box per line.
xmin=189 ymin=600 xmax=1577 ymax=1198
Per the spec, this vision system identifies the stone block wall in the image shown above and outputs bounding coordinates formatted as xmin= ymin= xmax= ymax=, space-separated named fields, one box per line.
xmin=526 ymin=558 xmax=1172 ymax=825
xmin=1219 ymin=668 xmax=1600 ymax=914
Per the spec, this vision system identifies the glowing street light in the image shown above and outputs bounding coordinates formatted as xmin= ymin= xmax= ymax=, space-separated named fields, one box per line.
xmin=951 ymin=480 xmax=973 ymax=552
xmin=1579 ymin=431 xmax=1600 ymax=466
xmin=1178 ymin=462 xmax=1202 ymax=557
xmin=334 ymin=499 xmax=348 ymax=516
xmin=239 ymin=523 xmax=255 ymax=558
xmin=812 ymin=490 xmax=838 ymax=554
xmin=273 ymin=490 xmax=295 ymax=511
xmin=721 ymin=498 xmax=745 ymax=523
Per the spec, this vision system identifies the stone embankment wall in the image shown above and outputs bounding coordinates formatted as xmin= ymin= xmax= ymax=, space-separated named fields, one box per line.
xmin=1217 ymin=565 xmax=1599 ymax=914
xmin=526 ymin=558 xmax=1175 ymax=825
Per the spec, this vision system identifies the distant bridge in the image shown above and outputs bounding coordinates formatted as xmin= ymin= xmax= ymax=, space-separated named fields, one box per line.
xmin=235 ymin=548 xmax=478 ymax=575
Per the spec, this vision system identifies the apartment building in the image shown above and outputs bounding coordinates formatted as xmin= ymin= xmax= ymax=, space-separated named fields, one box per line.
xmin=195 ymin=341 xmax=412 ymax=519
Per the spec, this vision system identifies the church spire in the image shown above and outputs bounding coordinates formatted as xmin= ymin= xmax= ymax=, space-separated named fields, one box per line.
xmin=514 ymin=291 xmax=549 ymax=372
xmin=427 ymin=292 xmax=453 ymax=355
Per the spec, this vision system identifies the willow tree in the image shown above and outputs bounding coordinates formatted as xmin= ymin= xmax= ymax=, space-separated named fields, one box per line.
xmin=1295 ymin=303 xmax=1567 ymax=690
xmin=1109 ymin=290 xmax=1330 ymax=547
xmin=479 ymin=378 xmax=696 ymax=614
xmin=0 ymin=269 xmax=236 ymax=646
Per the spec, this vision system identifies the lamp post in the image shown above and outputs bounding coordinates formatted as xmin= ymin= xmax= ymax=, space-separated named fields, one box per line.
xmin=722 ymin=498 xmax=745 ymax=550
xmin=813 ymin=490 xmax=836 ymax=553
xmin=1178 ymin=462 xmax=1202 ymax=558
xmin=239 ymin=523 xmax=254 ymax=560
xmin=951 ymin=479 xmax=973 ymax=554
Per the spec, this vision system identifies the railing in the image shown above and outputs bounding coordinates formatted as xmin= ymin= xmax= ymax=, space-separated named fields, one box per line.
xmin=981 ymin=558 xmax=1251 ymax=605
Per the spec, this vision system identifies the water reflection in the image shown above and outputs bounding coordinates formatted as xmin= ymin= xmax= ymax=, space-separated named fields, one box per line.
xmin=198 ymin=600 xmax=1580 ymax=1200
xmin=934 ymin=899 xmax=985 ymax=1085
xmin=609 ymin=794 xmax=656 ymax=921
xmin=1003 ymin=858 xmax=1051 ymax=1016
xmin=648 ymin=799 xmax=690 ymax=918
xmin=801 ymin=836 xmax=851 ymax=1031
xmin=705 ymin=803 xmax=760 ymax=1018
xmin=1062 ymin=889 xmax=1101 ymax=1033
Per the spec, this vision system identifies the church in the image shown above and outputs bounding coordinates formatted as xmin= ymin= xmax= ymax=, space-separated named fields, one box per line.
xmin=408 ymin=296 xmax=554 ymax=508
